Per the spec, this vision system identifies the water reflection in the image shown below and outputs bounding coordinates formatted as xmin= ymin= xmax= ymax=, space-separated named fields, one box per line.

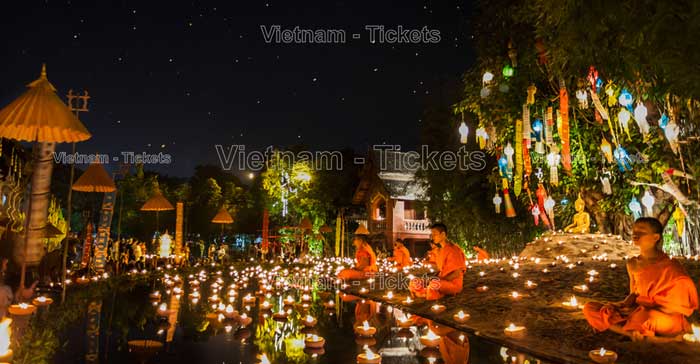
xmin=56 ymin=267 xmax=550 ymax=364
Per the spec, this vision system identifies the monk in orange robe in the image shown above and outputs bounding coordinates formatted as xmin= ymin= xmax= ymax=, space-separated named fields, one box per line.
xmin=473 ymin=245 xmax=490 ymax=261
xmin=425 ymin=241 xmax=440 ymax=268
xmin=388 ymin=239 xmax=412 ymax=268
xmin=583 ymin=218 xmax=699 ymax=340
xmin=410 ymin=223 xmax=467 ymax=300
xmin=337 ymin=235 xmax=377 ymax=280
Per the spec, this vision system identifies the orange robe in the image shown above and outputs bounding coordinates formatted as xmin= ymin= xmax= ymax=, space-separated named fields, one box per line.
xmin=392 ymin=246 xmax=412 ymax=268
xmin=338 ymin=246 xmax=377 ymax=280
xmin=410 ymin=242 xmax=466 ymax=300
xmin=474 ymin=247 xmax=490 ymax=261
xmin=583 ymin=254 xmax=699 ymax=337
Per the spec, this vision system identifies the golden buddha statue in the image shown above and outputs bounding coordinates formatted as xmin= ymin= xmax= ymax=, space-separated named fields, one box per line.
xmin=564 ymin=194 xmax=590 ymax=233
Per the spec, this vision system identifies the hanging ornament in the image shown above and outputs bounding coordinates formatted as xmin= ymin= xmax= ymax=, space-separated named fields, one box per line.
xmin=634 ymin=102 xmax=650 ymax=138
xmin=604 ymin=83 xmax=617 ymax=107
xmin=504 ymin=143 xmax=515 ymax=169
xmin=493 ymin=193 xmax=503 ymax=214
xmin=658 ymin=113 xmax=669 ymax=130
xmin=613 ymin=146 xmax=633 ymax=172
xmin=527 ymin=85 xmax=537 ymax=105
xmin=628 ymin=197 xmax=642 ymax=219
xmin=459 ymin=122 xmax=469 ymax=144
xmin=665 ymin=119 xmax=680 ymax=154
xmin=503 ymin=188 xmax=516 ymax=218
xmin=475 ymin=127 xmax=488 ymax=149
xmin=587 ymin=66 xmax=599 ymax=92
xmin=544 ymin=196 xmax=555 ymax=230
xmin=546 ymin=148 xmax=561 ymax=186
xmin=531 ymin=204 xmax=540 ymax=225
xmin=600 ymin=175 xmax=612 ymax=195
xmin=502 ymin=64 xmax=514 ymax=78
xmin=641 ymin=189 xmax=655 ymax=216
xmin=672 ymin=205 xmax=685 ymax=237
xmin=535 ymin=183 xmax=551 ymax=228
xmin=590 ymin=92 xmax=609 ymax=121
xmin=508 ymin=40 xmax=518 ymax=67
xmin=523 ymin=140 xmax=532 ymax=177
xmin=515 ymin=119 xmax=523 ymax=197
xmin=480 ymin=87 xmax=490 ymax=98
xmin=600 ymin=137 xmax=614 ymax=163
xmin=522 ymin=104 xmax=532 ymax=149
xmin=532 ymin=119 xmax=544 ymax=154
xmin=482 ymin=71 xmax=494 ymax=84
xmin=545 ymin=107 xmax=554 ymax=146
xmin=498 ymin=154 xmax=512 ymax=181
xmin=618 ymin=109 xmax=632 ymax=141
xmin=618 ymin=89 xmax=633 ymax=108
xmin=559 ymin=82 xmax=571 ymax=171
xmin=535 ymin=167 xmax=544 ymax=183
xmin=575 ymin=89 xmax=588 ymax=108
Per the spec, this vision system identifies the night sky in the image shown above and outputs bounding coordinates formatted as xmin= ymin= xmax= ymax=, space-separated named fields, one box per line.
xmin=1 ymin=0 xmax=473 ymax=177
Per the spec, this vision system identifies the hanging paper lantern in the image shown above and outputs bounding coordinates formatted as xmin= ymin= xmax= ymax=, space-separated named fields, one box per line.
xmin=545 ymin=107 xmax=554 ymax=146
xmin=534 ymin=183 xmax=551 ymax=228
xmin=672 ymin=205 xmax=685 ymax=237
xmin=618 ymin=89 xmax=633 ymax=107
xmin=546 ymin=150 xmax=560 ymax=186
xmin=575 ymin=90 xmax=588 ymax=108
xmin=613 ymin=146 xmax=633 ymax=172
xmin=544 ymin=196 xmax=555 ymax=229
xmin=458 ymin=122 xmax=469 ymax=144
xmin=480 ymin=87 xmax=490 ymax=98
xmin=498 ymin=155 xmax=511 ymax=181
xmin=493 ymin=193 xmax=503 ymax=213
xmin=504 ymin=143 xmax=515 ymax=169
xmin=665 ymin=120 xmax=680 ymax=154
xmin=658 ymin=113 xmax=669 ymax=129
xmin=600 ymin=137 xmax=614 ymax=163
xmin=587 ymin=66 xmax=599 ymax=91
xmin=531 ymin=204 xmax=540 ymax=225
xmin=628 ymin=197 xmax=642 ymax=219
xmin=475 ymin=127 xmax=488 ymax=149
xmin=482 ymin=71 xmax=494 ymax=84
xmin=522 ymin=104 xmax=532 ymax=149
xmin=560 ymin=85 xmax=571 ymax=171
xmin=641 ymin=189 xmax=655 ymax=216
xmin=532 ymin=119 xmax=544 ymax=154
xmin=590 ymin=92 xmax=609 ymax=121
xmin=503 ymin=188 xmax=516 ymax=217
xmin=600 ymin=175 xmax=612 ymax=195
xmin=634 ymin=102 xmax=650 ymax=138
xmin=523 ymin=140 xmax=532 ymax=177
xmin=514 ymin=119 xmax=523 ymax=197
xmin=618 ymin=109 xmax=632 ymax=140
xmin=605 ymin=83 xmax=617 ymax=107
xmin=502 ymin=65 xmax=514 ymax=78
xmin=527 ymin=85 xmax=537 ymax=105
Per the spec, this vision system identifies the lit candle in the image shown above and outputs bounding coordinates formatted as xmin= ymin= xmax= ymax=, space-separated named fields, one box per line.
xmin=476 ymin=285 xmax=489 ymax=292
xmin=304 ymin=334 xmax=325 ymax=348
xmin=562 ymin=296 xmax=581 ymax=309
xmin=453 ymin=310 xmax=470 ymax=323
xmin=431 ymin=304 xmax=446 ymax=313
xmin=397 ymin=316 xmax=413 ymax=328
xmin=302 ymin=315 xmax=317 ymax=327
xmin=359 ymin=287 xmax=368 ymax=294
xmin=510 ymin=291 xmax=521 ymax=300
xmin=573 ymin=284 xmax=589 ymax=293
xmin=525 ymin=280 xmax=537 ymax=289
xmin=419 ymin=329 xmax=441 ymax=347
xmin=504 ymin=323 xmax=526 ymax=338
xmin=403 ymin=296 xmax=413 ymax=305
xmin=384 ymin=291 xmax=394 ymax=300
xmin=356 ymin=345 xmax=381 ymax=364
xmin=683 ymin=324 xmax=700 ymax=344
xmin=588 ymin=348 xmax=618 ymax=364
xmin=355 ymin=320 xmax=377 ymax=337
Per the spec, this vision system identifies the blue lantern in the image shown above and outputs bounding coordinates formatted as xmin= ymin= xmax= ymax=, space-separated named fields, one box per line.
xmin=618 ymin=89 xmax=633 ymax=108
xmin=659 ymin=113 xmax=669 ymax=130
xmin=628 ymin=197 xmax=642 ymax=219
xmin=613 ymin=146 xmax=632 ymax=172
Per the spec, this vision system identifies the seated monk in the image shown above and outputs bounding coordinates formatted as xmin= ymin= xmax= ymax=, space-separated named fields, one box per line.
xmin=424 ymin=241 xmax=440 ymax=268
xmin=388 ymin=239 xmax=412 ymax=268
xmin=410 ymin=223 xmax=467 ymax=300
xmin=337 ymin=235 xmax=377 ymax=280
xmin=473 ymin=245 xmax=490 ymax=261
xmin=583 ymin=217 xmax=699 ymax=341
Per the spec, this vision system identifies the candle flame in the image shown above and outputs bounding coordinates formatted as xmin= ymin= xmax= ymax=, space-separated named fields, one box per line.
xmin=693 ymin=324 xmax=700 ymax=340
xmin=507 ymin=323 xmax=517 ymax=331
xmin=425 ymin=329 xmax=439 ymax=339
xmin=362 ymin=320 xmax=370 ymax=330
xmin=306 ymin=315 xmax=314 ymax=322
xmin=568 ymin=296 xmax=578 ymax=306
xmin=511 ymin=291 xmax=519 ymax=298
xmin=364 ymin=345 xmax=376 ymax=359
xmin=457 ymin=310 xmax=466 ymax=319
xmin=599 ymin=347 xmax=606 ymax=356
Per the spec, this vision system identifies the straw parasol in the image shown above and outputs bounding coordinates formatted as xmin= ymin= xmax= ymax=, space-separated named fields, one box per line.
xmin=319 ymin=224 xmax=333 ymax=233
xmin=354 ymin=224 xmax=370 ymax=235
xmin=141 ymin=188 xmax=174 ymax=232
xmin=211 ymin=206 xmax=234 ymax=235
xmin=0 ymin=64 xmax=91 ymax=292
xmin=72 ymin=159 xmax=116 ymax=192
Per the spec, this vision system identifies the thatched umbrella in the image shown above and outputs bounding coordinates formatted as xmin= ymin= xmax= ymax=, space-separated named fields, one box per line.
xmin=0 ymin=64 xmax=91 ymax=292
xmin=211 ymin=206 xmax=234 ymax=235
xmin=140 ymin=188 xmax=174 ymax=232
xmin=72 ymin=159 xmax=116 ymax=192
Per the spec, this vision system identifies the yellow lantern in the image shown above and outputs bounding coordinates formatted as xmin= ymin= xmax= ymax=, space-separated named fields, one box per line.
xmin=600 ymin=137 xmax=613 ymax=163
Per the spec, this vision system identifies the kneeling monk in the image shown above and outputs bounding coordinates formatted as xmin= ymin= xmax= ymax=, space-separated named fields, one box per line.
xmin=583 ymin=217 xmax=698 ymax=340
xmin=337 ymin=235 xmax=377 ymax=280
xmin=410 ymin=223 xmax=466 ymax=300
xmin=388 ymin=239 xmax=412 ymax=269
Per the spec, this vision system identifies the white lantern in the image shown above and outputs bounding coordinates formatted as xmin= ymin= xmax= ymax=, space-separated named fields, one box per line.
xmin=575 ymin=90 xmax=588 ymax=108
xmin=546 ymin=151 xmax=560 ymax=186
xmin=493 ymin=193 xmax=502 ymax=213
xmin=641 ymin=189 xmax=655 ymax=216
xmin=159 ymin=232 xmax=172 ymax=258
xmin=544 ymin=196 xmax=556 ymax=229
xmin=459 ymin=122 xmax=469 ymax=144
xmin=665 ymin=120 xmax=680 ymax=154
xmin=634 ymin=102 xmax=649 ymax=137
xmin=482 ymin=71 xmax=494 ymax=84
xmin=628 ymin=197 xmax=642 ymax=219
xmin=504 ymin=143 xmax=514 ymax=168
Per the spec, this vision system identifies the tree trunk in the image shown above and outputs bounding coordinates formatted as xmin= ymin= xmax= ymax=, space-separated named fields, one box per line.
xmin=14 ymin=142 xmax=56 ymax=267
xmin=580 ymin=188 xmax=611 ymax=233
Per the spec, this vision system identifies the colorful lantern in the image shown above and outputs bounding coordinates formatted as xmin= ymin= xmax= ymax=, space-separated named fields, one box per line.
xmin=665 ymin=119 xmax=680 ymax=154
xmin=532 ymin=119 xmax=544 ymax=154
xmin=641 ymin=189 xmax=655 ymax=216
xmin=600 ymin=174 xmax=612 ymax=195
xmin=658 ymin=113 xmax=669 ymax=129
xmin=560 ymin=85 xmax=571 ymax=171
xmin=628 ymin=197 xmax=642 ymax=219
xmin=531 ymin=204 xmax=540 ymax=225
xmin=523 ymin=140 xmax=532 ymax=177
xmin=618 ymin=89 xmax=633 ymax=107
xmin=504 ymin=143 xmax=515 ymax=169
xmin=514 ymin=119 xmax=523 ymax=197
xmin=613 ymin=146 xmax=632 ymax=172
xmin=591 ymin=91 xmax=609 ymax=121
xmin=544 ymin=196 xmax=555 ymax=229
xmin=673 ymin=205 xmax=685 ymax=237
xmin=634 ymin=102 xmax=650 ymax=138
xmin=545 ymin=107 xmax=554 ymax=146
xmin=493 ymin=193 xmax=503 ymax=213
xmin=600 ymin=137 xmax=614 ymax=163
xmin=575 ymin=90 xmax=588 ymax=108
xmin=475 ymin=127 xmax=489 ymax=149
xmin=502 ymin=65 xmax=514 ymax=78
xmin=522 ymin=104 xmax=532 ymax=149
xmin=618 ymin=109 xmax=632 ymax=140
xmin=527 ymin=85 xmax=537 ymax=105
xmin=459 ymin=122 xmax=469 ymax=144
xmin=503 ymin=188 xmax=516 ymax=217
xmin=546 ymin=150 xmax=560 ymax=186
